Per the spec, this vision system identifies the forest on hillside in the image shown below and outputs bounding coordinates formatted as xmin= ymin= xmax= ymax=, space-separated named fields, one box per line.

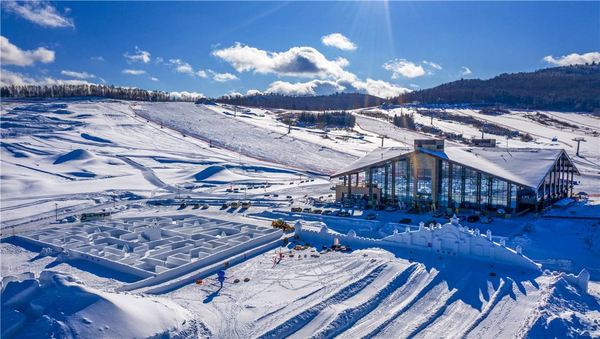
xmin=395 ymin=64 xmax=600 ymax=112
xmin=216 ymin=93 xmax=386 ymax=110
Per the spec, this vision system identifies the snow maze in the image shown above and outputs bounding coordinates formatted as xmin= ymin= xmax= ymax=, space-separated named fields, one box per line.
xmin=16 ymin=215 xmax=282 ymax=287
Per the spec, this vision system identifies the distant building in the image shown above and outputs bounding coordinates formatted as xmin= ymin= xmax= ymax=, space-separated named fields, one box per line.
xmin=332 ymin=139 xmax=579 ymax=213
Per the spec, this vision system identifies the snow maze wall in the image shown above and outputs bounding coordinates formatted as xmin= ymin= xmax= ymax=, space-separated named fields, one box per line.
xmin=16 ymin=215 xmax=282 ymax=289
xmin=295 ymin=216 xmax=541 ymax=271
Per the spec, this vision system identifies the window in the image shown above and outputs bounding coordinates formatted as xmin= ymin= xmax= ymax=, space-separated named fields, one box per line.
xmin=416 ymin=168 xmax=432 ymax=201
xmin=491 ymin=177 xmax=508 ymax=209
xmin=451 ymin=164 xmax=463 ymax=207
xmin=480 ymin=174 xmax=491 ymax=209
xmin=439 ymin=161 xmax=450 ymax=208
xmin=394 ymin=159 xmax=411 ymax=203
xmin=464 ymin=168 xmax=478 ymax=207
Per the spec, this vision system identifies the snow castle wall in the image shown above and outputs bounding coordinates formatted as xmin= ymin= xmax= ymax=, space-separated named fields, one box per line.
xmin=295 ymin=216 xmax=541 ymax=271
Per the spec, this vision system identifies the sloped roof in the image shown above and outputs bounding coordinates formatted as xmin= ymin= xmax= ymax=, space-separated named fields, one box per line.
xmin=332 ymin=145 xmax=577 ymax=189
xmin=419 ymin=147 xmax=573 ymax=188
xmin=331 ymin=147 xmax=413 ymax=177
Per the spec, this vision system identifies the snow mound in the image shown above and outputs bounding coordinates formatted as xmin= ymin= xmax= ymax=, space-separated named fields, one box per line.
xmin=53 ymin=149 xmax=95 ymax=164
xmin=192 ymin=165 xmax=250 ymax=183
xmin=81 ymin=133 xmax=113 ymax=144
xmin=1 ymin=271 xmax=195 ymax=338
xmin=523 ymin=274 xmax=600 ymax=338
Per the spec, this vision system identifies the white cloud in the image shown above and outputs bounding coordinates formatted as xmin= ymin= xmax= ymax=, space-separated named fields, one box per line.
xmin=196 ymin=70 xmax=208 ymax=78
xmin=383 ymin=59 xmax=426 ymax=78
xmin=246 ymin=89 xmax=262 ymax=96
xmin=212 ymin=72 xmax=238 ymax=82
xmin=168 ymin=59 xmax=194 ymax=74
xmin=460 ymin=66 xmax=472 ymax=76
xmin=214 ymin=42 xmax=409 ymax=99
xmin=90 ymin=56 xmax=104 ymax=62
xmin=124 ymin=47 xmax=151 ymax=64
xmin=0 ymin=69 xmax=93 ymax=86
xmin=543 ymin=52 xmax=600 ymax=66
xmin=349 ymin=79 xmax=410 ymax=99
xmin=61 ymin=70 xmax=96 ymax=79
xmin=222 ymin=91 xmax=244 ymax=99
xmin=409 ymin=83 xmax=420 ymax=89
xmin=266 ymin=80 xmax=345 ymax=96
xmin=0 ymin=35 xmax=55 ymax=66
xmin=321 ymin=33 xmax=357 ymax=51
xmin=122 ymin=69 xmax=146 ymax=75
xmin=169 ymin=91 xmax=204 ymax=100
xmin=213 ymin=43 xmax=355 ymax=81
xmin=334 ymin=57 xmax=350 ymax=68
xmin=3 ymin=1 xmax=74 ymax=28
xmin=423 ymin=60 xmax=442 ymax=70
xmin=150 ymin=77 xmax=159 ymax=82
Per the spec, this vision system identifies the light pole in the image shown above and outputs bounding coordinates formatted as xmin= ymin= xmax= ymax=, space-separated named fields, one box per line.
xmin=55 ymin=203 xmax=58 ymax=222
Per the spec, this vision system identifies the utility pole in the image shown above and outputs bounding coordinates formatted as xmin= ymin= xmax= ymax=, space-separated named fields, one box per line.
xmin=481 ymin=123 xmax=485 ymax=139
xmin=55 ymin=203 xmax=58 ymax=222
xmin=379 ymin=135 xmax=386 ymax=147
xmin=573 ymin=137 xmax=586 ymax=157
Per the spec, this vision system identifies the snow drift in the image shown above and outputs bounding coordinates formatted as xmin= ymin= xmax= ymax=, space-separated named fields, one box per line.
xmin=1 ymin=271 xmax=194 ymax=338
xmin=53 ymin=149 xmax=95 ymax=165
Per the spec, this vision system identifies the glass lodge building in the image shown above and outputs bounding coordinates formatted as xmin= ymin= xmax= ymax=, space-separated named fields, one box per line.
xmin=332 ymin=139 xmax=579 ymax=214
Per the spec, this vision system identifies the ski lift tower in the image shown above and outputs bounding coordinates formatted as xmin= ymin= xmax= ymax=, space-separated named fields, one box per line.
xmin=573 ymin=137 xmax=586 ymax=157
xmin=379 ymin=135 xmax=387 ymax=147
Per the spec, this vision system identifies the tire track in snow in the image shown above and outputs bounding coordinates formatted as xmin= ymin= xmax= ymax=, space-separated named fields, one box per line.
xmin=361 ymin=271 xmax=455 ymax=339
xmin=311 ymin=263 xmax=419 ymax=339
xmin=402 ymin=272 xmax=474 ymax=338
xmin=257 ymin=264 xmax=388 ymax=339
xmin=459 ymin=278 xmax=511 ymax=338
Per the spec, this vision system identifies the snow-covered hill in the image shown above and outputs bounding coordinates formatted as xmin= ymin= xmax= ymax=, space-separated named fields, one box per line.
xmin=1 ymin=99 xmax=599 ymax=338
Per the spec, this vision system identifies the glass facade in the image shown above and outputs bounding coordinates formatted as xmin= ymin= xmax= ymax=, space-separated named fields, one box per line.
xmin=340 ymin=150 xmax=574 ymax=213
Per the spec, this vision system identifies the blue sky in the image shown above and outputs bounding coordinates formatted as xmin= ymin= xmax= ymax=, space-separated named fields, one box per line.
xmin=1 ymin=1 xmax=599 ymax=98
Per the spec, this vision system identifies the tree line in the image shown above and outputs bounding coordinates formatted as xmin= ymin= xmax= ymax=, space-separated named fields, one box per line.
xmin=217 ymin=93 xmax=386 ymax=110
xmin=0 ymin=84 xmax=196 ymax=102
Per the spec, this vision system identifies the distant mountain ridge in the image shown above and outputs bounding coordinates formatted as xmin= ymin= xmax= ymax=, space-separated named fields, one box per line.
xmin=395 ymin=64 xmax=600 ymax=112
xmin=215 ymin=93 xmax=386 ymax=110
xmin=2 ymin=65 xmax=598 ymax=112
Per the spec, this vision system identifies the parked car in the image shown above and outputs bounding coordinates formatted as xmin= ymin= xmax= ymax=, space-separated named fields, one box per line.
xmin=201 ymin=204 xmax=209 ymax=210
xmin=302 ymin=208 xmax=312 ymax=213
xmin=365 ymin=213 xmax=377 ymax=220
xmin=466 ymin=215 xmax=480 ymax=223
xmin=229 ymin=201 xmax=240 ymax=209
xmin=399 ymin=217 xmax=412 ymax=224
xmin=321 ymin=210 xmax=332 ymax=215
xmin=312 ymin=209 xmax=322 ymax=214
xmin=241 ymin=201 xmax=251 ymax=209
xmin=291 ymin=207 xmax=303 ymax=213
